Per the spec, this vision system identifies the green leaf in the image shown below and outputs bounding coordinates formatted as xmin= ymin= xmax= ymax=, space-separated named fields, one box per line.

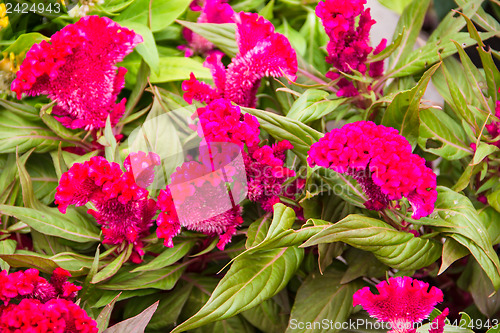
xmin=0 ymin=253 xmax=59 ymax=273
xmin=0 ymin=204 xmax=101 ymax=243
xmin=96 ymin=293 xmax=121 ymax=333
xmin=176 ymin=21 xmax=237 ymax=57
xmin=115 ymin=0 xmax=189 ymax=32
xmin=286 ymin=267 xmax=362 ymax=333
xmin=389 ymin=32 xmax=494 ymax=78
xmin=241 ymin=298 xmax=288 ymax=333
xmin=98 ymin=263 xmax=186 ymax=290
xmin=341 ymin=248 xmax=387 ymax=284
xmin=0 ymin=239 xmax=17 ymax=271
xmin=149 ymin=56 xmax=211 ymax=83
xmin=2 ymin=33 xmax=48 ymax=55
xmin=479 ymin=207 xmax=500 ymax=245
xmin=377 ymin=0 xmax=413 ymax=14
xmin=103 ymin=301 xmax=159 ymax=333
xmin=382 ymin=63 xmax=440 ymax=149
xmin=258 ymin=0 xmax=274 ymax=20
xmin=287 ymin=89 xmax=345 ymax=123
xmin=368 ymin=29 xmax=405 ymax=63
xmin=430 ymin=187 xmax=500 ymax=289
xmin=146 ymin=284 xmax=193 ymax=329
xmin=439 ymin=238 xmax=469 ymax=274
xmin=91 ymin=246 xmax=132 ymax=284
xmin=302 ymin=215 xmax=442 ymax=271
xmin=467 ymin=259 xmax=500 ymax=317
xmin=130 ymin=240 xmax=195 ymax=272
xmin=472 ymin=143 xmax=499 ymax=165
xmin=121 ymin=22 xmax=159 ymax=75
xmin=171 ymin=246 xmax=304 ymax=332
xmin=242 ymin=107 xmax=322 ymax=162
xmin=418 ymin=108 xmax=472 ymax=160
xmin=388 ymin=0 xmax=431 ymax=69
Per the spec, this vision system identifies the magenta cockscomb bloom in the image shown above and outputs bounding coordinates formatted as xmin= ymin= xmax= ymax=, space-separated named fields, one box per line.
xmin=156 ymin=160 xmax=244 ymax=250
xmin=180 ymin=0 xmax=236 ymax=57
xmin=0 ymin=298 xmax=97 ymax=333
xmin=485 ymin=87 xmax=500 ymax=146
xmin=195 ymin=98 xmax=261 ymax=149
xmin=353 ymin=277 xmax=448 ymax=333
xmin=308 ymin=121 xmax=437 ymax=219
xmin=55 ymin=155 xmax=158 ymax=262
xmin=183 ymin=12 xmax=298 ymax=107
xmin=316 ymin=0 xmax=386 ymax=97
xmin=245 ymin=141 xmax=296 ymax=212
xmin=0 ymin=268 xmax=81 ymax=306
xmin=11 ymin=16 xmax=142 ymax=130
xmin=194 ymin=98 xmax=299 ymax=212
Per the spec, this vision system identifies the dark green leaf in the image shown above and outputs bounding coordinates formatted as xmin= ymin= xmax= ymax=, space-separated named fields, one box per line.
xmin=0 ymin=253 xmax=59 ymax=273
xmin=131 ymin=240 xmax=195 ymax=272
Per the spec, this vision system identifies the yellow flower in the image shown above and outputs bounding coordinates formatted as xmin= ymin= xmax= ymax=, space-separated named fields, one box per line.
xmin=0 ymin=4 xmax=9 ymax=29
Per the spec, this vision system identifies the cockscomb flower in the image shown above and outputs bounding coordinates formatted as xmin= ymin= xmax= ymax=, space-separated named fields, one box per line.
xmin=194 ymin=99 xmax=299 ymax=212
xmin=180 ymin=0 xmax=236 ymax=57
xmin=55 ymin=155 xmax=157 ymax=262
xmin=0 ymin=298 xmax=98 ymax=333
xmin=316 ymin=0 xmax=386 ymax=97
xmin=307 ymin=121 xmax=437 ymax=219
xmin=353 ymin=277 xmax=448 ymax=333
xmin=183 ymin=12 xmax=298 ymax=108
xmin=485 ymin=87 xmax=500 ymax=145
xmin=195 ymin=98 xmax=261 ymax=149
xmin=245 ymin=141 xmax=296 ymax=212
xmin=0 ymin=268 xmax=80 ymax=306
xmin=156 ymin=160 xmax=244 ymax=250
xmin=11 ymin=16 xmax=142 ymax=130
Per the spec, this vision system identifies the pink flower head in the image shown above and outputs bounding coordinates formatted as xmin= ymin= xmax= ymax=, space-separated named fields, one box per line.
xmin=11 ymin=16 xmax=142 ymax=130
xmin=124 ymin=151 xmax=162 ymax=188
xmin=316 ymin=0 xmax=386 ymax=96
xmin=307 ymin=121 xmax=437 ymax=219
xmin=0 ymin=298 xmax=98 ymax=333
xmin=0 ymin=268 xmax=80 ymax=307
xmin=195 ymin=98 xmax=261 ymax=149
xmin=183 ymin=12 xmax=298 ymax=107
xmin=180 ymin=0 xmax=236 ymax=57
xmin=157 ymin=155 xmax=244 ymax=250
xmin=55 ymin=155 xmax=157 ymax=261
xmin=245 ymin=141 xmax=296 ymax=212
xmin=353 ymin=277 xmax=448 ymax=333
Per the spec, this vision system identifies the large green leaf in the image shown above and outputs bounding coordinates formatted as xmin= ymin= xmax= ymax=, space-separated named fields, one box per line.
xmin=2 ymin=32 xmax=48 ymax=55
xmin=287 ymin=89 xmax=345 ymax=123
xmin=120 ymin=22 xmax=159 ymax=75
xmin=286 ymin=267 xmax=362 ymax=333
xmin=428 ymin=187 xmax=500 ymax=289
xmin=382 ymin=63 xmax=440 ymax=148
xmin=176 ymin=21 xmax=238 ymax=57
xmin=418 ymin=108 xmax=472 ymax=160
xmin=302 ymin=215 xmax=442 ymax=270
xmin=115 ymin=0 xmax=189 ymax=32
xmin=171 ymin=246 xmax=304 ymax=332
xmin=388 ymin=0 xmax=431 ymax=69
xmin=0 ymin=253 xmax=59 ymax=273
xmin=0 ymin=240 xmax=17 ymax=271
xmin=241 ymin=298 xmax=288 ymax=333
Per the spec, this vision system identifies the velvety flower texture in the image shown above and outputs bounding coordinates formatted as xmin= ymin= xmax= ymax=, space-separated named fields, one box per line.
xmin=316 ymin=0 xmax=386 ymax=97
xmin=55 ymin=155 xmax=158 ymax=262
xmin=485 ymin=87 xmax=500 ymax=145
xmin=0 ymin=268 xmax=96 ymax=332
xmin=183 ymin=12 xmax=298 ymax=107
xmin=156 ymin=162 xmax=244 ymax=250
xmin=0 ymin=299 xmax=97 ymax=333
xmin=195 ymin=99 xmax=297 ymax=212
xmin=0 ymin=268 xmax=80 ymax=306
xmin=180 ymin=0 xmax=235 ymax=57
xmin=353 ymin=277 xmax=448 ymax=333
xmin=11 ymin=16 xmax=142 ymax=130
xmin=307 ymin=121 xmax=437 ymax=219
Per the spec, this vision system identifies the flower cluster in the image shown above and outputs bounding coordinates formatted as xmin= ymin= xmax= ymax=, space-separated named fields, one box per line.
xmin=308 ymin=121 xmax=437 ymax=219
xmin=183 ymin=12 xmax=298 ymax=107
xmin=11 ymin=16 xmax=142 ymax=130
xmin=55 ymin=154 xmax=159 ymax=262
xmin=316 ymin=0 xmax=386 ymax=97
xmin=195 ymin=99 xmax=298 ymax=211
xmin=485 ymin=87 xmax=500 ymax=145
xmin=0 ymin=268 xmax=97 ymax=332
xmin=180 ymin=0 xmax=236 ymax=57
xmin=353 ymin=276 xmax=448 ymax=333
xmin=156 ymin=165 xmax=244 ymax=251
